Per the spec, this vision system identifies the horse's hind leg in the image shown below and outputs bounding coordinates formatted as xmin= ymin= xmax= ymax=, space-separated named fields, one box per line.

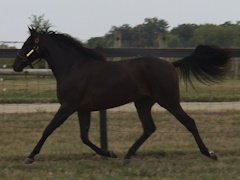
xmin=124 ymin=98 xmax=156 ymax=165
xmin=165 ymin=104 xmax=217 ymax=160
xmin=77 ymin=110 xmax=117 ymax=158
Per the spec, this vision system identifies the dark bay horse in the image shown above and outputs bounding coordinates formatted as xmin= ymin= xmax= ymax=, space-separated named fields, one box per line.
xmin=13 ymin=27 xmax=230 ymax=164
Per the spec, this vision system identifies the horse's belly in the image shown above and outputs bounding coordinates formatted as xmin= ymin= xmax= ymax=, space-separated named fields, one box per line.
xmin=79 ymin=88 xmax=148 ymax=111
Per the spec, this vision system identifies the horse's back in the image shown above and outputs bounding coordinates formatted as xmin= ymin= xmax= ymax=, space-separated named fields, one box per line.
xmin=125 ymin=57 xmax=180 ymax=107
xmin=125 ymin=57 xmax=178 ymax=85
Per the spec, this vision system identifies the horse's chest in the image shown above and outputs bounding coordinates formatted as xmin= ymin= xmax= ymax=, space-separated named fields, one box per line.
xmin=56 ymin=82 xmax=85 ymax=103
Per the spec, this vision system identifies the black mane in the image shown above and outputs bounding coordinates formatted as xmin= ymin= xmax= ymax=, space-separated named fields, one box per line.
xmin=39 ymin=30 xmax=106 ymax=61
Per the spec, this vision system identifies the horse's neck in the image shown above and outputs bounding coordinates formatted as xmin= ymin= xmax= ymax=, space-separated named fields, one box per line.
xmin=43 ymin=46 xmax=79 ymax=81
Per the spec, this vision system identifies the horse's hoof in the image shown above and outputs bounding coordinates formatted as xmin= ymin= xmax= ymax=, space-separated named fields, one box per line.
xmin=209 ymin=151 xmax=218 ymax=160
xmin=108 ymin=150 xmax=117 ymax=158
xmin=123 ymin=159 xmax=131 ymax=165
xmin=24 ymin=158 xmax=34 ymax=164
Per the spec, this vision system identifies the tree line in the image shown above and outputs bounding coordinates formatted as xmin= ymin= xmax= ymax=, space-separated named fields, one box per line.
xmin=1 ymin=16 xmax=240 ymax=49
xmin=87 ymin=17 xmax=240 ymax=48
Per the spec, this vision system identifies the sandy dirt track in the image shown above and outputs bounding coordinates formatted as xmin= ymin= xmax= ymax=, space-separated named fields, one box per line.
xmin=0 ymin=102 xmax=240 ymax=114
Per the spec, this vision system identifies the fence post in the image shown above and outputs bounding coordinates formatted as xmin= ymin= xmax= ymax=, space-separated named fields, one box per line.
xmin=232 ymin=58 xmax=239 ymax=79
xmin=99 ymin=110 xmax=108 ymax=159
xmin=113 ymin=31 xmax=122 ymax=61
xmin=158 ymin=33 xmax=168 ymax=48
xmin=114 ymin=31 xmax=122 ymax=48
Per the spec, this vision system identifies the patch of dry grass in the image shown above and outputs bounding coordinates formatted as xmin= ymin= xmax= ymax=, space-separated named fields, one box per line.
xmin=0 ymin=110 xmax=239 ymax=179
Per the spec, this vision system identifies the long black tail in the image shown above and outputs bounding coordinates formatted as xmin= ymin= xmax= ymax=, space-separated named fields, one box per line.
xmin=173 ymin=45 xmax=231 ymax=86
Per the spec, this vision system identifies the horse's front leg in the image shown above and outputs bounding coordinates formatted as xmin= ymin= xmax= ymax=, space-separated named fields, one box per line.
xmin=77 ymin=110 xmax=117 ymax=158
xmin=24 ymin=105 xmax=75 ymax=164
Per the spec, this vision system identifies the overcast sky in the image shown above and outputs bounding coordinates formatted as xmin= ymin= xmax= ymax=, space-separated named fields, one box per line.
xmin=1 ymin=0 xmax=240 ymax=47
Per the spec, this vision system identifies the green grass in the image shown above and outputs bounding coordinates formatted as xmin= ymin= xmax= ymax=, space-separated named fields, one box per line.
xmin=179 ymin=79 xmax=240 ymax=102
xmin=0 ymin=75 xmax=57 ymax=103
xmin=0 ymin=58 xmax=46 ymax=69
xmin=0 ymin=111 xmax=239 ymax=179
xmin=0 ymin=58 xmax=14 ymax=68
xmin=0 ymin=75 xmax=240 ymax=103
xmin=0 ymin=90 xmax=57 ymax=103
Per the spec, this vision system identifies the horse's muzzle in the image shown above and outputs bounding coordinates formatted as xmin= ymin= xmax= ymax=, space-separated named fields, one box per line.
xmin=12 ymin=65 xmax=23 ymax=72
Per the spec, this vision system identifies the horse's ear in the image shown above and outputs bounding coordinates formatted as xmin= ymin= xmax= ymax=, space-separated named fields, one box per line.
xmin=28 ymin=26 xmax=38 ymax=36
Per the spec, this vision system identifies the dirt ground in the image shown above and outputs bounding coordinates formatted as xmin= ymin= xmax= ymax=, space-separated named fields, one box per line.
xmin=0 ymin=101 xmax=240 ymax=114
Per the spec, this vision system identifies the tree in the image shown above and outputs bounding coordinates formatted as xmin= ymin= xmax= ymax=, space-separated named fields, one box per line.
xmin=220 ymin=21 xmax=234 ymax=27
xmin=171 ymin=24 xmax=198 ymax=47
xmin=144 ymin=18 xmax=169 ymax=33
xmin=167 ymin=35 xmax=181 ymax=48
xmin=28 ymin=14 xmax=51 ymax=32
xmin=0 ymin=43 xmax=16 ymax=49
xmin=143 ymin=18 xmax=169 ymax=47
xmin=0 ymin=43 xmax=10 ymax=49
xmin=87 ymin=17 xmax=169 ymax=48
xmin=189 ymin=24 xmax=222 ymax=46
xmin=87 ymin=18 xmax=240 ymax=48
xmin=87 ymin=37 xmax=105 ymax=48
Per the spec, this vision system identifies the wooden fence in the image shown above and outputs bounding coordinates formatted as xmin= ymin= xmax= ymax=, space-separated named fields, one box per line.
xmin=1 ymin=48 xmax=240 ymax=58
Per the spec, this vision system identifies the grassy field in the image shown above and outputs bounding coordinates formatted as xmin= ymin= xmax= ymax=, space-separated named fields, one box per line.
xmin=0 ymin=76 xmax=57 ymax=103
xmin=0 ymin=110 xmax=239 ymax=179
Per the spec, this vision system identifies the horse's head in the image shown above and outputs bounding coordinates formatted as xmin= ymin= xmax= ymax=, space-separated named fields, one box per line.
xmin=13 ymin=27 xmax=42 ymax=72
